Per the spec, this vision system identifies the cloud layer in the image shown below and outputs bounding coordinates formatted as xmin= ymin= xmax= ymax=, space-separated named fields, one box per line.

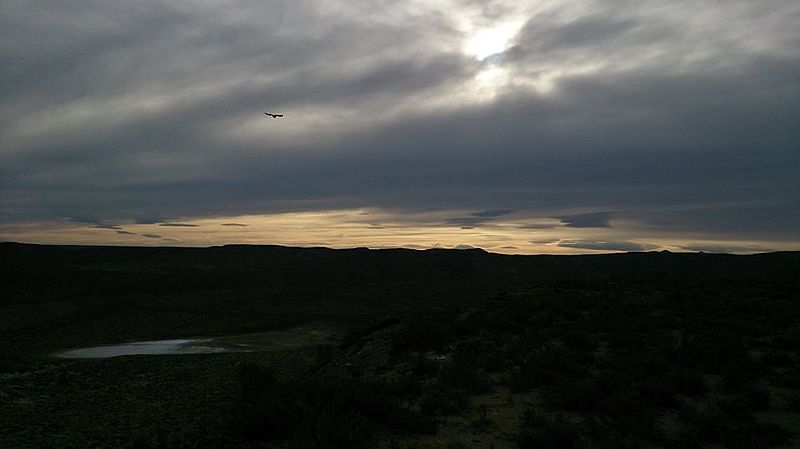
xmin=1 ymin=0 xmax=798 ymax=252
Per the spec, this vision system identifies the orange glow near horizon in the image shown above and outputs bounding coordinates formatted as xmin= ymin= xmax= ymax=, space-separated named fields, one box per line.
xmin=1 ymin=209 xmax=796 ymax=255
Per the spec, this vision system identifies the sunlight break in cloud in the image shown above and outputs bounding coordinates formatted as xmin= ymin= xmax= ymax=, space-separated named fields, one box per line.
xmin=463 ymin=20 xmax=524 ymax=60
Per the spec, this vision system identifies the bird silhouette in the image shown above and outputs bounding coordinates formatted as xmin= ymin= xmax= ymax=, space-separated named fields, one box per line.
xmin=264 ymin=112 xmax=284 ymax=118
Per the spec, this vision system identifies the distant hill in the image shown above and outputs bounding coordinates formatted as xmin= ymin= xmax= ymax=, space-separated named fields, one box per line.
xmin=2 ymin=242 xmax=798 ymax=307
xmin=2 ymin=243 xmax=799 ymax=448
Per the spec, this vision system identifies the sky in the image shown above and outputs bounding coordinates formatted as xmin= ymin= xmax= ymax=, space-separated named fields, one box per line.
xmin=1 ymin=0 xmax=799 ymax=254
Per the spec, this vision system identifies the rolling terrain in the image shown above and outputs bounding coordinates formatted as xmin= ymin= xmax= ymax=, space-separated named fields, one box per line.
xmin=1 ymin=243 xmax=799 ymax=448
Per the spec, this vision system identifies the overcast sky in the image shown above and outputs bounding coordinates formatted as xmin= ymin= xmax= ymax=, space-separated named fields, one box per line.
xmin=1 ymin=0 xmax=798 ymax=253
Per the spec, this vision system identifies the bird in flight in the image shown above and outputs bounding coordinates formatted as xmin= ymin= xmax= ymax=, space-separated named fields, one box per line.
xmin=264 ymin=112 xmax=284 ymax=118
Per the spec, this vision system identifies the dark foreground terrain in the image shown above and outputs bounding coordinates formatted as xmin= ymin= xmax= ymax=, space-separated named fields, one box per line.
xmin=1 ymin=243 xmax=799 ymax=448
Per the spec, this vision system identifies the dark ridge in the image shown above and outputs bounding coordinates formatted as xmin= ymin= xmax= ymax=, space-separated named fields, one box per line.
xmin=2 ymin=242 xmax=798 ymax=308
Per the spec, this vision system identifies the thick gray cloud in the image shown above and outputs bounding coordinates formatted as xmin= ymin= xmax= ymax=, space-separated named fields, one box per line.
xmin=556 ymin=212 xmax=613 ymax=228
xmin=92 ymin=224 xmax=123 ymax=230
xmin=1 ymin=0 xmax=798 ymax=248
xmin=472 ymin=209 xmax=514 ymax=218
xmin=557 ymin=240 xmax=647 ymax=252
xmin=445 ymin=209 xmax=515 ymax=228
xmin=158 ymin=223 xmax=199 ymax=227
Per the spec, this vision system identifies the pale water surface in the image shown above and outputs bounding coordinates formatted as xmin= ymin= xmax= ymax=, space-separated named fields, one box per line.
xmin=55 ymin=324 xmax=340 ymax=359
xmin=57 ymin=339 xmax=232 ymax=358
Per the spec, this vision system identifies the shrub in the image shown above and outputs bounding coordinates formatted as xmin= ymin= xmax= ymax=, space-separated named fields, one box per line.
xmin=787 ymin=393 xmax=800 ymax=412
xmin=391 ymin=320 xmax=451 ymax=353
xmin=540 ymin=383 xmax=598 ymax=413
xmin=560 ymin=330 xmax=597 ymax=352
xmin=741 ymin=384 xmax=771 ymax=410
xmin=439 ymin=358 xmax=490 ymax=394
xmin=518 ymin=415 xmax=583 ymax=449
xmin=520 ymin=405 xmax=542 ymax=428
xmin=668 ymin=370 xmax=707 ymax=397
xmin=408 ymin=352 xmax=439 ymax=376
xmin=636 ymin=379 xmax=680 ymax=409
xmin=446 ymin=443 xmax=470 ymax=449
xmin=783 ymin=367 xmax=800 ymax=388
xmin=309 ymin=410 xmax=368 ymax=446
xmin=736 ymin=356 xmax=767 ymax=376
xmin=233 ymin=363 xmax=304 ymax=440
xmin=720 ymin=368 xmax=754 ymax=394
xmin=760 ymin=350 xmax=795 ymax=368
xmin=674 ymin=399 xmax=788 ymax=446
xmin=719 ymin=421 xmax=789 ymax=448
xmin=420 ymin=382 xmax=469 ymax=416
xmin=508 ymin=344 xmax=591 ymax=392
xmin=232 ymin=363 xmax=432 ymax=445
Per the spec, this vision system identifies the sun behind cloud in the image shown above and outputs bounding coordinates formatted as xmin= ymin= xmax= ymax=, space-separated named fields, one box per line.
xmin=463 ymin=21 xmax=522 ymax=60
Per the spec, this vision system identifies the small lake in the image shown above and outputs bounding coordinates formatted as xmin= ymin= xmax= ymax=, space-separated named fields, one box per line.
xmin=55 ymin=324 xmax=340 ymax=359
xmin=57 ymin=339 xmax=233 ymax=358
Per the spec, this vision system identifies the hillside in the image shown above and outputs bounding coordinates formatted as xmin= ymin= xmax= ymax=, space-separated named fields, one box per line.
xmin=1 ymin=243 xmax=799 ymax=448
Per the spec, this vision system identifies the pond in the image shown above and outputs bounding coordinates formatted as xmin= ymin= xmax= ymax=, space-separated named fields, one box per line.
xmin=56 ymin=339 xmax=235 ymax=358
xmin=54 ymin=324 xmax=341 ymax=359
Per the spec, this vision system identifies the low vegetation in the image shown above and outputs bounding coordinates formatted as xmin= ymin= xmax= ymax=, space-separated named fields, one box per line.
xmin=1 ymin=244 xmax=799 ymax=448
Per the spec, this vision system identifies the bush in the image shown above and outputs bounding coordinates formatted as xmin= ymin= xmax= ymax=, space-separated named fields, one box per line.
xmin=783 ymin=367 xmax=800 ymax=388
xmin=518 ymin=416 xmax=583 ymax=449
xmin=420 ymin=382 xmax=469 ymax=416
xmin=408 ymin=352 xmax=439 ymax=376
xmin=741 ymin=384 xmax=771 ymax=410
xmin=439 ymin=359 xmax=490 ymax=394
xmin=636 ymin=379 xmax=680 ymax=409
xmin=668 ymin=370 xmax=707 ymax=397
xmin=560 ymin=330 xmax=597 ymax=352
xmin=787 ymin=393 xmax=800 ymax=412
xmin=508 ymin=344 xmax=591 ymax=392
xmin=720 ymin=368 xmax=754 ymax=394
xmin=520 ymin=405 xmax=542 ymax=428
xmin=540 ymin=383 xmax=598 ymax=413
xmin=719 ymin=421 xmax=789 ymax=448
xmin=233 ymin=363 xmax=304 ymax=440
xmin=673 ymin=399 xmax=788 ymax=446
xmin=308 ymin=410 xmax=368 ymax=446
xmin=391 ymin=320 xmax=451 ymax=353
xmin=760 ymin=350 xmax=795 ymax=368
xmin=232 ymin=363 xmax=432 ymax=445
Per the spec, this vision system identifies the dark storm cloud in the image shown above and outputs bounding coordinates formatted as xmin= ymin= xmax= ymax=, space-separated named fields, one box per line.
xmin=92 ymin=224 xmax=123 ymax=230
xmin=221 ymin=223 xmax=248 ymax=227
xmin=116 ymin=230 xmax=136 ymax=235
xmin=519 ymin=224 xmax=558 ymax=230
xmin=141 ymin=234 xmax=162 ymax=239
xmin=158 ymin=223 xmax=199 ymax=228
xmin=444 ymin=217 xmax=482 ymax=229
xmin=557 ymin=240 xmax=647 ymax=252
xmin=556 ymin=212 xmax=613 ymax=228
xmin=683 ymin=243 xmax=779 ymax=254
xmin=444 ymin=209 xmax=514 ymax=228
xmin=471 ymin=209 xmax=514 ymax=218
xmin=1 ymin=0 xmax=799 ymax=246
xmin=134 ymin=217 xmax=162 ymax=225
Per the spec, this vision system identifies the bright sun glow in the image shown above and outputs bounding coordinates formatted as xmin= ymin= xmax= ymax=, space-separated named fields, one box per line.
xmin=472 ymin=66 xmax=511 ymax=100
xmin=463 ymin=21 xmax=523 ymax=60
